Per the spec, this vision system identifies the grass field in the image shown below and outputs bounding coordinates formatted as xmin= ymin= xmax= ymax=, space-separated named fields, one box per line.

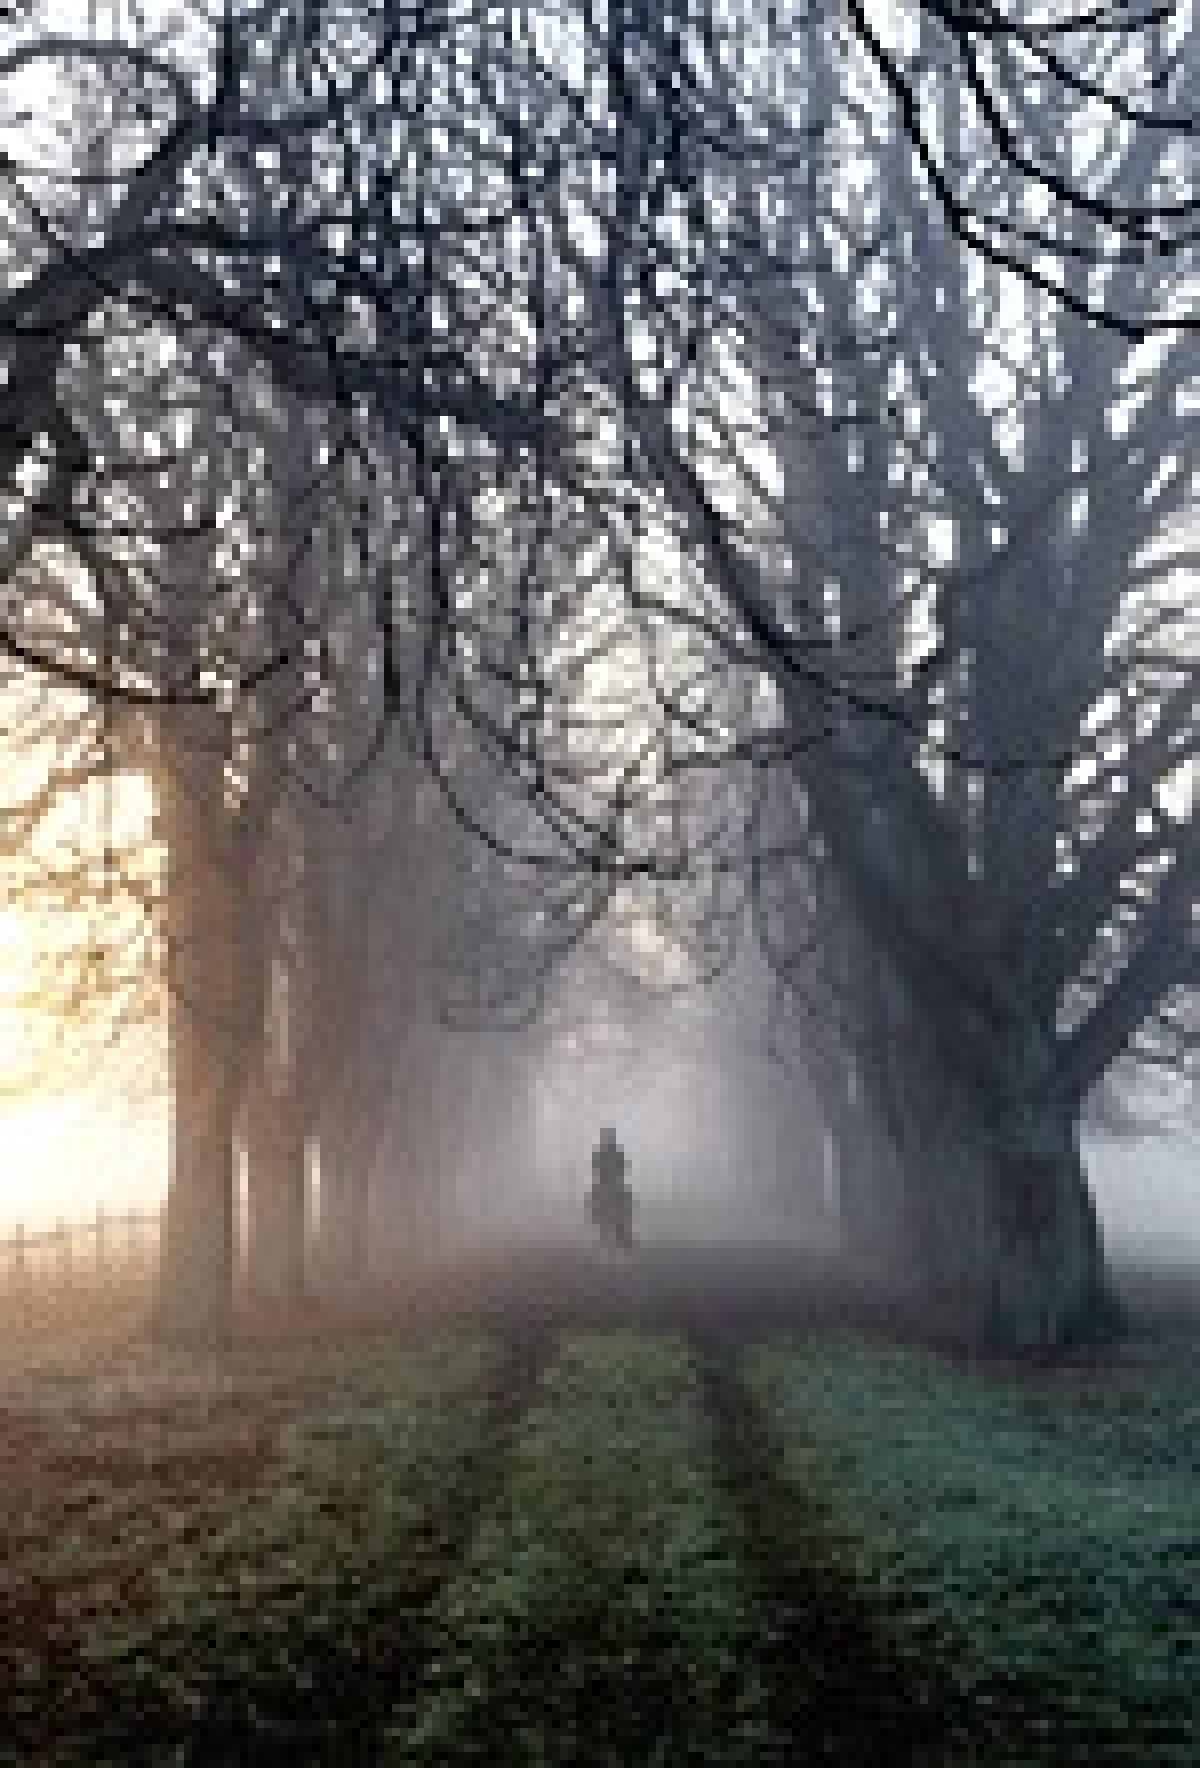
xmin=1 ymin=1257 xmax=1196 ymax=1766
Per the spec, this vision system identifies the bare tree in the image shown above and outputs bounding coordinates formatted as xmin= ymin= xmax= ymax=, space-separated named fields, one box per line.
xmin=715 ymin=14 xmax=1200 ymax=1344
xmin=5 ymin=0 xmax=1200 ymax=1348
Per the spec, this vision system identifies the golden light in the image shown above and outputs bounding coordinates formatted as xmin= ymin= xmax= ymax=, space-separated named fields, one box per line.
xmin=0 ymin=683 xmax=166 ymax=1235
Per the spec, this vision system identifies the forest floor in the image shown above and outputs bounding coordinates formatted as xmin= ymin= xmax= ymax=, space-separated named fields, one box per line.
xmin=0 ymin=1241 xmax=1196 ymax=1766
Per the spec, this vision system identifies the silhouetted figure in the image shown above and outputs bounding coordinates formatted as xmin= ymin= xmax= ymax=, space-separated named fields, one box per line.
xmin=588 ymin=1127 xmax=634 ymax=1249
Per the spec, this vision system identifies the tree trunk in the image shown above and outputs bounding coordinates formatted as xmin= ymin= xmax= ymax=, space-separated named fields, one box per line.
xmin=897 ymin=1089 xmax=1121 ymax=1351
xmin=825 ymin=1075 xmax=902 ymax=1271
xmin=387 ymin=1023 xmax=445 ymax=1263
xmin=153 ymin=711 xmax=237 ymax=1348
xmin=804 ymin=1028 xmax=913 ymax=1285
xmin=306 ymin=807 xmax=373 ymax=1289
xmin=242 ymin=1053 xmax=308 ymax=1308
xmin=857 ymin=974 xmax=1125 ymax=1351
xmin=796 ymin=784 xmax=1125 ymax=1354
xmin=317 ymin=1091 xmax=369 ymax=1288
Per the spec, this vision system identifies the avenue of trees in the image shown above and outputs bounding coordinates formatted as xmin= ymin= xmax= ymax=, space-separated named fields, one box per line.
xmin=2 ymin=0 xmax=1200 ymax=1349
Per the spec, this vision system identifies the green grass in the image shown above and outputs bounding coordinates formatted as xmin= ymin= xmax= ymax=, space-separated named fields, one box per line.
xmin=394 ymin=1331 xmax=770 ymax=1766
xmin=746 ymin=1332 xmax=1200 ymax=1764
xmin=5 ymin=1331 xmax=505 ymax=1764
xmin=3 ymin=1314 xmax=1197 ymax=1765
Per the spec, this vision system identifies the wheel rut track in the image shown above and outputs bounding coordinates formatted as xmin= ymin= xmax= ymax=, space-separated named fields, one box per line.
xmin=692 ymin=1333 xmax=1159 ymax=1768
xmin=72 ymin=1327 xmax=557 ymax=1768
xmin=692 ymin=1330 xmax=966 ymax=1768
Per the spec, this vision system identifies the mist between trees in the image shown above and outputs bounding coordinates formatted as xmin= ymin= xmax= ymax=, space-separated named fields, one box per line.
xmin=3 ymin=0 xmax=1200 ymax=1350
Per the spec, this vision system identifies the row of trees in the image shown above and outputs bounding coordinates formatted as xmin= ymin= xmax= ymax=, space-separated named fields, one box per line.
xmin=2 ymin=0 xmax=1199 ymax=1346
xmin=739 ymin=12 xmax=1200 ymax=1341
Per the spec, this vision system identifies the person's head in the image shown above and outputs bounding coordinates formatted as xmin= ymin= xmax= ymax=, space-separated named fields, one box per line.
xmin=598 ymin=1126 xmax=617 ymax=1147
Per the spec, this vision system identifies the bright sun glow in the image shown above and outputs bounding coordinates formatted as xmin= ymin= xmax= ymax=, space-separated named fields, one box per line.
xmin=0 ymin=1091 xmax=167 ymax=1237
xmin=0 ymin=686 xmax=166 ymax=1234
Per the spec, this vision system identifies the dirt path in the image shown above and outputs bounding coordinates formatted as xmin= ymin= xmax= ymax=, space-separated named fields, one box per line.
xmin=234 ymin=1238 xmax=930 ymax=1353
xmin=7 ymin=1242 xmax=1194 ymax=1764
xmin=231 ymin=1237 xmax=1200 ymax=1376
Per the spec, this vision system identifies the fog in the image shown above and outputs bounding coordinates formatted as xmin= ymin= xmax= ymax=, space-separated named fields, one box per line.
xmin=7 ymin=931 xmax=1196 ymax=1297
xmin=357 ymin=929 xmax=1200 ymax=1299
xmin=1086 ymin=1135 xmax=1200 ymax=1270
xmin=360 ymin=938 xmax=837 ymax=1275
